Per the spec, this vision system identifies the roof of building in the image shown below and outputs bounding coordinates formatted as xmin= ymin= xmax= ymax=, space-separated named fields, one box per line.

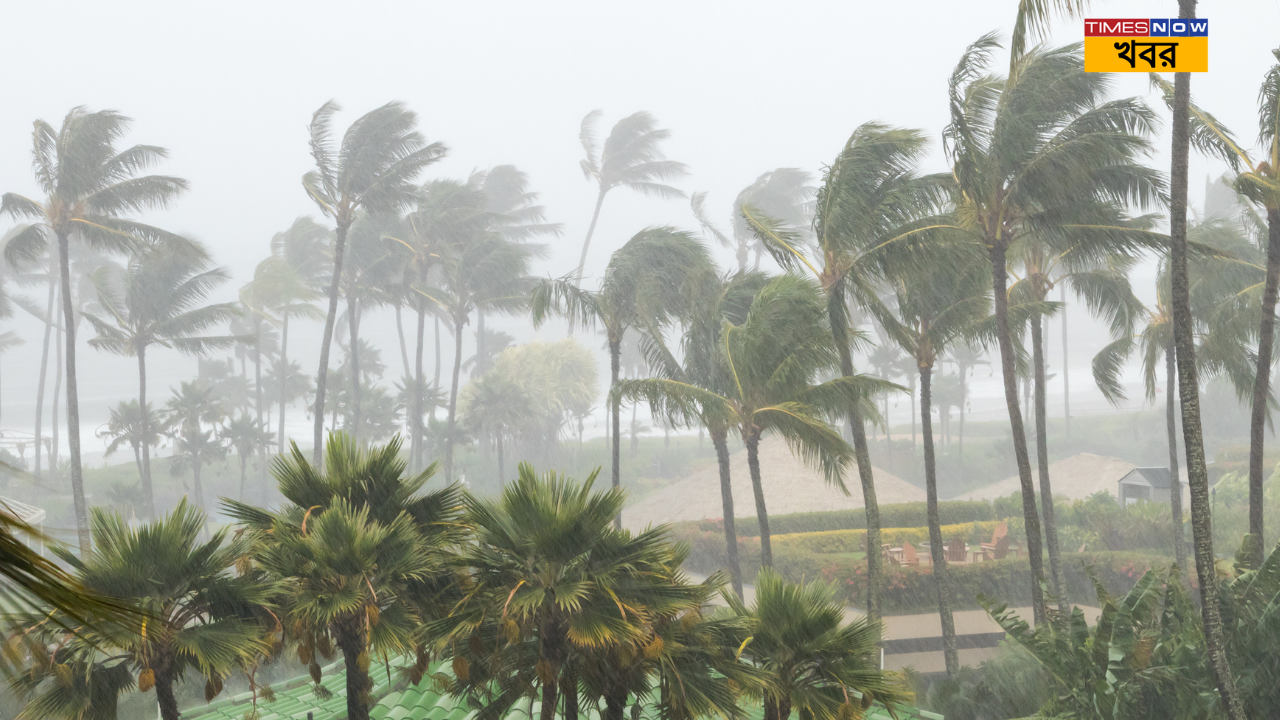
xmin=183 ymin=658 xmax=943 ymax=720
xmin=1118 ymin=467 xmax=1181 ymax=489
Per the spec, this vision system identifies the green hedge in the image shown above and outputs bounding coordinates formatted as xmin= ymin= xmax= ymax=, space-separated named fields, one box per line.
xmin=692 ymin=500 xmax=1000 ymax=536
xmin=772 ymin=521 xmax=1006 ymax=554
xmin=674 ymin=524 xmax=1169 ymax=613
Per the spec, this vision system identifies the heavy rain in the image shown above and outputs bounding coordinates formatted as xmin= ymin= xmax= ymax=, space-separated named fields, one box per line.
xmin=0 ymin=2 xmax=1277 ymax=719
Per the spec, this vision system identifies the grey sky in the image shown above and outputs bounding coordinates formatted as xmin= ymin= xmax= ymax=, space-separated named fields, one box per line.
xmin=2 ymin=0 xmax=1278 ymax=455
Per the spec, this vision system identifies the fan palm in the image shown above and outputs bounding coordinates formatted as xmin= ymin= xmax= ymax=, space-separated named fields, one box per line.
xmin=97 ymin=399 xmax=160 ymax=485
xmin=575 ymin=111 xmax=687 ymax=277
xmin=621 ymin=275 xmax=888 ymax=567
xmin=268 ymin=217 xmax=331 ymax=453
xmin=532 ymin=227 xmax=710 ymax=520
xmin=743 ymin=121 xmax=943 ymax=618
xmin=20 ymin=501 xmax=273 ymax=720
xmin=1 ymin=107 xmax=188 ymax=552
xmin=83 ymin=239 xmax=238 ymax=519
xmin=722 ymin=569 xmax=909 ymax=720
xmin=942 ymin=35 xmax=1163 ymax=624
xmin=222 ymin=413 xmax=274 ymax=501
xmin=163 ymin=381 xmax=227 ymax=511
xmin=872 ymin=247 xmax=990 ymax=676
xmin=302 ymin=100 xmax=446 ymax=464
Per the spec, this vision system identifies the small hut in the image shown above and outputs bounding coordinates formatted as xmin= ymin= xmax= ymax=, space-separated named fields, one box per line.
xmin=1117 ymin=467 xmax=1183 ymax=506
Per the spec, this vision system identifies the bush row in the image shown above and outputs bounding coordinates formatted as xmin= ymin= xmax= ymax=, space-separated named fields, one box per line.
xmin=772 ymin=521 xmax=1007 ymax=554
xmin=692 ymin=500 xmax=1002 ymax=536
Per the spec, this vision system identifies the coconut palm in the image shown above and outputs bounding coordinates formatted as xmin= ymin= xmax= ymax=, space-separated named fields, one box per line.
xmin=1 ymin=107 xmax=188 ymax=552
xmin=575 ymin=110 xmax=687 ymax=277
xmin=337 ymin=212 xmax=401 ymax=442
xmin=942 ymin=35 xmax=1163 ymax=623
xmin=428 ymin=464 xmax=683 ymax=720
xmin=163 ymin=381 xmax=226 ymax=511
xmin=222 ymin=413 xmax=274 ymax=501
xmin=267 ymin=217 xmax=330 ymax=453
xmin=302 ymin=100 xmax=446 ymax=464
xmin=743 ymin=122 xmax=943 ymax=618
xmin=97 ymin=399 xmax=160 ymax=485
xmin=12 ymin=501 xmax=271 ymax=720
xmin=621 ymin=275 xmax=889 ymax=567
xmin=871 ymin=247 xmax=990 ymax=676
xmin=722 ymin=569 xmax=909 ymax=720
xmin=532 ymin=227 xmax=710 ymax=521
xmin=226 ymin=434 xmax=461 ymax=720
xmin=83 ymin=240 xmax=238 ymax=519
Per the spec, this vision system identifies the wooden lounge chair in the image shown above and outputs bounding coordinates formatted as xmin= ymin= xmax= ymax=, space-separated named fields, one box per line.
xmin=901 ymin=542 xmax=920 ymax=567
xmin=946 ymin=536 xmax=968 ymax=563
xmin=980 ymin=522 xmax=1009 ymax=558
xmin=983 ymin=535 xmax=1012 ymax=560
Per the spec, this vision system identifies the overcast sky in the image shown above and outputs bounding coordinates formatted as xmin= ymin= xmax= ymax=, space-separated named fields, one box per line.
xmin=2 ymin=0 xmax=1278 ymax=457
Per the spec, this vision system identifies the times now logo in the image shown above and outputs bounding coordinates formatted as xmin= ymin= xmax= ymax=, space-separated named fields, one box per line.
xmin=1084 ymin=18 xmax=1209 ymax=36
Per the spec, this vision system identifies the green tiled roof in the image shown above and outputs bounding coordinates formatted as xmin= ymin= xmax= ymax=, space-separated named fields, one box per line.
xmin=184 ymin=658 xmax=942 ymax=720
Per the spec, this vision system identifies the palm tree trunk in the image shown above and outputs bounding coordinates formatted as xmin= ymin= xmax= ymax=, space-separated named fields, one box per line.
xmin=434 ymin=313 xmax=442 ymax=389
xmin=254 ymin=323 xmax=266 ymax=488
xmin=989 ymin=243 xmax=1048 ymax=625
xmin=609 ymin=335 xmax=622 ymax=529
xmin=909 ymin=373 xmax=917 ymax=448
xmin=1031 ymin=316 xmax=1069 ymax=613
xmin=711 ymin=427 xmax=743 ymax=598
xmin=829 ymin=292 xmax=883 ymax=619
xmin=745 ymin=428 xmax=772 ymax=568
xmin=497 ymin=433 xmax=504 ymax=482
xmin=313 ymin=223 xmax=349 ymax=465
xmin=336 ymin=616 xmax=373 ymax=720
xmin=51 ymin=317 xmax=62 ymax=475
xmin=1166 ymin=342 xmax=1186 ymax=569
xmin=561 ymin=665 xmax=579 ymax=720
xmin=192 ymin=460 xmax=204 ymax=512
xmin=412 ymin=301 xmax=426 ymax=473
xmin=958 ymin=365 xmax=967 ymax=481
xmin=33 ymin=269 xmax=55 ymax=479
xmin=919 ymin=364 xmax=958 ymax=676
xmin=395 ymin=302 xmax=411 ymax=379
xmin=154 ymin=659 xmax=180 ymax=720
xmin=444 ymin=314 xmax=465 ymax=482
xmin=1061 ymin=286 xmax=1070 ymax=438
xmin=1247 ymin=208 xmax=1280 ymax=557
xmin=575 ymin=190 xmax=607 ymax=280
xmin=278 ymin=315 xmax=289 ymax=455
xmin=348 ymin=294 xmax=362 ymax=442
xmin=56 ymin=230 xmax=89 ymax=554
xmin=1168 ymin=35 xmax=1246 ymax=719
xmin=238 ymin=454 xmax=248 ymax=501
xmin=137 ymin=347 xmax=155 ymax=519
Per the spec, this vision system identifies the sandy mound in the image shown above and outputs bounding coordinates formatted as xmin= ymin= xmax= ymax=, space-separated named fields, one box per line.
xmin=954 ymin=452 xmax=1137 ymax=502
xmin=623 ymin=435 xmax=925 ymax=530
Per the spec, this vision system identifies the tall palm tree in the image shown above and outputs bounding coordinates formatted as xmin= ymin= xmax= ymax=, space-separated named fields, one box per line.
xmin=268 ymin=217 xmax=330 ymax=454
xmin=163 ymin=381 xmax=226 ymax=511
xmin=743 ymin=122 xmax=943 ymax=619
xmin=221 ymin=413 xmax=274 ymax=501
xmin=83 ymin=240 xmax=238 ymax=519
xmin=532 ymin=227 xmax=710 ymax=519
xmin=691 ymin=170 xmax=815 ymax=273
xmin=97 ymin=399 xmax=159 ymax=488
xmin=576 ymin=111 xmax=687 ymax=277
xmin=1 ymin=107 xmax=188 ymax=552
xmin=942 ymin=36 xmax=1163 ymax=623
xmin=871 ymin=248 xmax=989 ymax=677
xmin=40 ymin=502 xmax=271 ymax=720
xmin=338 ymin=212 xmax=401 ymax=442
xmin=302 ymin=100 xmax=446 ymax=464
xmin=629 ymin=269 xmax=769 ymax=596
xmin=622 ymin=275 xmax=887 ymax=567
xmin=722 ymin=569 xmax=908 ymax=720
xmin=226 ymin=434 xmax=461 ymax=720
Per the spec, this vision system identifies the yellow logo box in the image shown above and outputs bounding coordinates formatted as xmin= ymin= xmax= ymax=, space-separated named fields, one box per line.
xmin=1085 ymin=36 xmax=1207 ymax=73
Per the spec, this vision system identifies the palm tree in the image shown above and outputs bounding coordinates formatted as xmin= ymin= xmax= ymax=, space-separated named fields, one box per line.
xmin=628 ymin=269 xmax=769 ymax=596
xmin=83 ymin=240 xmax=238 ymax=519
xmin=743 ymin=122 xmax=942 ymax=618
xmin=163 ymin=381 xmax=226 ymax=511
xmin=302 ymin=100 xmax=446 ymax=464
xmin=871 ymin=248 xmax=990 ymax=676
xmin=459 ymin=371 xmax=531 ymax=482
xmin=622 ymin=275 xmax=887 ymax=567
xmin=576 ymin=111 xmax=687 ymax=277
xmin=691 ymin=170 xmax=815 ymax=273
xmin=337 ymin=212 xmax=401 ymax=442
xmin=532 ymin=227 xmax=710 ymax=520
xmin=942 ymin=36 xmax=1163 ymax=623
xmin=268 ymin=217 xmax=331 ymax=454
xmin=40 ymin=502 xmax=271 ymax=720
xmin=1 ymin=107 xmax=188 ymax=552
xmin=222 ymin=413 xmax=274 ymax=500
xmin=97 ymin=399 xmax=159 ymax=486
xmin=429 ymin=463 xmax=681 ymax=720
xmin=226 ymin=434 xmax=460 ymax=720
xmin=722 ymin=569 xmax=909 ymax=720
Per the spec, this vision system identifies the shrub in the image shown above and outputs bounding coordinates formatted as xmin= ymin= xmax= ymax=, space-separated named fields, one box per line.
xmin=692 ymin=500 xmax=1000 ymax=536
xmin=771 ymin=521 xmax=1006 ymax=555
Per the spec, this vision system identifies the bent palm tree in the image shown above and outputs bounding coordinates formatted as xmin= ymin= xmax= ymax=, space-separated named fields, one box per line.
xmin=302 ymin=100 xmax=445 ymax=464
xmin=943 ymin=36 xmax=1163 ymax=623
xmin=576 ymin=111 xmax=687 ymax=277
xmin=268 ymin=217 xmax=330 ymax=453
xmin=1 ymin=107 xmax=188 ymax=552
xmin=83 ymin=239 xmax=238 ymax=519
